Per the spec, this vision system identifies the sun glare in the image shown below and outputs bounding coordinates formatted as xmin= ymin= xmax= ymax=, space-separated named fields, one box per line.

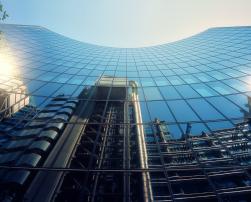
xmin=0 ymin=54 xmax=19 ymax=76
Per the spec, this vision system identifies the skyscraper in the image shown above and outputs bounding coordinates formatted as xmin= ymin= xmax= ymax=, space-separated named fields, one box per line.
xmin=0 ymin=24 xmax=251 ymax=201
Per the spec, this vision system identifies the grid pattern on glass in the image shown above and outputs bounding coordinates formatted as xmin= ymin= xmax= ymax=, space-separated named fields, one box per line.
xmin=0 ymin=24 xmax=251 ymax=201
xmin=1 ymin=25 xmax=251 ymax=135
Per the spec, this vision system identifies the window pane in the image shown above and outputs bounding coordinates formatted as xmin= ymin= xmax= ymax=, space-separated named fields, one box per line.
xmin=144 ymin=87 xmax=163 ymax=100
xmin=175 ymin=85 xmax=200 ymax=98
xmin=168 ymin=76 xmax=185 ymax=85
xmin=147 ymin=101 xmax=175 ymax=122
xmin=207 ymin=97 xmax=244 ymax=119
xmin=167 ymin=100 xmax=200 ymax=122
xmin=223 ymin=79 xmax=251 ymax=92
xmin=191 ymin=83 xmax=218 ymax=97
xmin=159 ymin=86 xmax=181 ymax=100
xmin=207 ymin=81 xmax=237 ymax=95
xmin=187 ymin=98 xmax=224 ymax=120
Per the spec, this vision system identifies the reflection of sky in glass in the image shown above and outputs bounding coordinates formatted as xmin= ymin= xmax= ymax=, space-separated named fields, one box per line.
xmin=1 ymin=24 xmax=251 ymax=137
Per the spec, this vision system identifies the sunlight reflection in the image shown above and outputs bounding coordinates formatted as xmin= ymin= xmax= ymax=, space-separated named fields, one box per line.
xmin=0 ymin=50 xmax=29 ymax=118
xmin=0 ymin=53 xmax=19 ymax=76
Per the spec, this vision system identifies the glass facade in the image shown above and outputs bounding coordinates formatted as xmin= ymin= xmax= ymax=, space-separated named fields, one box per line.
xmin=0 ymin=25 xmax=251 ymax=137
xmin=0 ymin=24 xmax=251 ymax=201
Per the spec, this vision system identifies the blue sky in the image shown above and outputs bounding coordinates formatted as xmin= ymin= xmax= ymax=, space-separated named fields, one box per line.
xmin=2 ymin=0 xmax=251 ymax=47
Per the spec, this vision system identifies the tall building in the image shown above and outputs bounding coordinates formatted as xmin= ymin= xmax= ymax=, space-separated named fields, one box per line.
xmin=0 ymin=24 xmax=251 ymax=201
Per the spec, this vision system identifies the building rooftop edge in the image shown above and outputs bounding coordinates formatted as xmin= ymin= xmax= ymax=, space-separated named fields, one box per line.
xmin=1 ymin=23 xmax=251 ymax=49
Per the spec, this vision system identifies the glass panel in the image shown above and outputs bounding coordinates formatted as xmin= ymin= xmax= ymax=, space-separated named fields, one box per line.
xmin=223 ymin=79 xmax=251 ymax=92
xmin=154 ymin=77 xmax=170 ymax=86
xmin=159 ymin=86 xmax=181 ymax=100
xmin=194 ymin=73 xmax=215 ymax=82
xmin=226 ymin=94 xmax=250 ymax=113
xmin=54 ymin=74 xmax=72 ymax=83
xmin=188 ymin=98 xmax=224 ymax=120
xmin=34 ymin=83 xmax=62 ymax=96
xmin=67 ymin=75 xmax=86 ymax=85
xmin=175 ymin=85 xmax=200 ymax=98
xmin=167 ymin=76 xmax=185 ymax=85
xmin=207 ymin=121 xmax=234 ymax=131
xmin=167 ymin=100 xmax=200 ymax=122
xmin=141 ymin=78 xmax=155 ymax=87
xmin=207 ymin=81 xmax=237 ymax=95
xmin=147 ymin=101 xmax=175 ymax=122
xmin=180 ymin=123 xmax=209 ymax=135
xmin=207 ymin=97 xmax=244 ymax=119
xmin=191 ymin=83 xmax=218 ymax=97
xmin=210 ymin=71 xmax=230 ymax=80
xmin=143 ymin=87 xmax=163 ymax=101
xmin=180 ymin=74 xmax=200 ymax=84
xmin=39 ymin=72 xmax=59 ymax=82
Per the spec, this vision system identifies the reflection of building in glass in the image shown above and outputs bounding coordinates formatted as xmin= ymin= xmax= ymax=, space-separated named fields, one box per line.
xmin=0 ymin=79 xmax=29 ymax=119
xmin=24 ymin=76 xmax=153 ymax=201
xmin=0 ymin=24 xmax=251 ymax=201
xmin=0 ymin=95 xmax=78 ymax=201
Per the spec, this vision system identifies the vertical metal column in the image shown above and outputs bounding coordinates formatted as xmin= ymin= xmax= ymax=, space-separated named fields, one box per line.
xmin=123 ymin=98 xmax=130 ymax=202
xmin=130 ymin=81 xmax=153 ymax=202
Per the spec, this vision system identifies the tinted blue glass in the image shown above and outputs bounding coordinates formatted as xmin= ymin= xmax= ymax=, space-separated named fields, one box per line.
xmin=167 ymin=100 xmax=200 ymax=122
xmin=139 ymin=71 xmax=151 ymax=77
xmin=39 ymin=72 xmax=59 ymax=82
xmin=147 ymin=101 xmax=175 ymax=122
xmin=26 ymin=80 xmax=46 ymax=93
xmin=210 ymin=71 xmax=230 ymax=80
xmin=150 ymin=70 xmax=163 ymax=77
xmin=140 ymin=102 xmax=151 ymax=122
xmin=167 ymin=124 xmax=182 ymax=139
xmin=223 ymin=79 xmax=251 ymax=92
xmin=191 ymin=83 xmax=218 ymax=97
xmin=1 ymin=24 xmax=251 ymax=139
xmin=207 ymin=121 xmax=234 ymax=131
xmin=141 ymin=78 xmax=155 ymax=87
xmin=144 ymin=87 xmax=163 ymax=100
xmin=221 ymin=69 xmax=245 ymax=77
xmin=24 ymin=69 xmax=44 ymax=79
xmin=187 ymin=99 xmax=224 ymax=120
xmin=180 ymin=74 xmax=200 ymax=84
xmin=207 ymin=97 xmax=244 ymax=119
xmin=154 ymin=77 xmax=170 ymax=86
xmin=159 ymin=86 xmax=181 ymax=100
xmin=84 ymin=77 xmax=97 ymax=85
xmin=207 ymin=81 xmax=237 ymax=95
xmin=65 ymin=68 xmax=80 ymax=74
xmin=68 ymin=75 xmax=86 ymax=85
xmin=194 ymin=73 xmax=215 ymax=82
xmin=55 ymin=84 xmax=78 ymax=96
xmin=161 ymin=69 xmax=175 ymax=76
xmin=54 ymin=74 xmax=72 ymax=83
xmin=175 ymin=85 xmax=200 ymax=98
xmin=180 ymin=123 xmax=209 ymax=135
xmin=226 ymin=94 xmax=250 ymax=113
xmin=168 ymin=76 xmax=185 ymax=85
xmin=137 ymin=88 xmax=146 ymax=101
xmin=34 ymin=83 xmax=62 ymax=96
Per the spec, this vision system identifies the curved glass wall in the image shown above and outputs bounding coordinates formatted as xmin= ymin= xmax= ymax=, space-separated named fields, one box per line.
xmin=1 ymin=24 xmax=251 ymax=202
xmin=1 ymin=24 xmax=251 ymax=138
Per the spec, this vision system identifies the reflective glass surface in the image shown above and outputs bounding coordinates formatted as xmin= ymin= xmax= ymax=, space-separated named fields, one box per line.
xmin=1 ymin=25 xmax=251 ymax=138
